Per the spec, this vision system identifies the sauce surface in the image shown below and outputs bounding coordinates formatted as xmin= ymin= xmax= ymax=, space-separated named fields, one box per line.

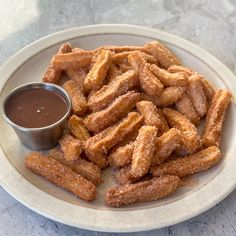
xmin=5 ymin=88 xmax=68 ymax=128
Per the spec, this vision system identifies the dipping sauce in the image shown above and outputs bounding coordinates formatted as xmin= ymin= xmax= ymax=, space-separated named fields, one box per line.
xmin=5 ymin=88 xmax=68 ymax=128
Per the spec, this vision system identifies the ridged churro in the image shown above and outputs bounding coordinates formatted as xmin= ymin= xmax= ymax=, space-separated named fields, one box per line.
xmin=84 ymin=50 xmax=112 ymax=90
xmin=85 ymin=91 xmax=140 ymax=133
xmin=141 ymin=86 xmax=184 ymax=108
xmin=136 ymin=101 xmax=169 ymax=134
xmin=175 ymin=93 xmax=200 ymax=125
xmin=152 ymin=128 xmax=182 ymax=166
xmin=150 ymin=64 xmax=188 ymax=87
xmin=105 ymin=175 xmax=180 ymax=207
xmin=68 ymin=115 xmax=90 ymax=141
xmin=128 ymin=51 xmax=164 ymax=96
xmin=144 ymin=41 xmax=181 ymax=69
xmin=168 ymin=65 xmax=215 ymax=101
xmin=25 ymin=152 xmax=96 ymax=201
xmin=202 ymin=90 xmax=232 ymax=147
xmin=163 ymin=108 xmax=201 ymax=154
xmin=43 ymin=43 xmax=72 ymax=84
xmin=49 ymin=149 xmax=102 ymax=185
xmin=85 ymin=112 xmax=143 ymax=156
xmin=52 ymin=50 xmax=93 ymax=70
xmin=113 ymin=51 xmax=157 ymax=65
xmin=59 ymin=134 xmax=82 ymax=162
xmin=106 ymin=64 xmax=122 ymax=83
xmin=131 ymin=126 xmax=157 ymax=179
xmin=151 ymin=146 xmax=221 ymax=177
xmin=63 ymin=80 xmax=87 ymax=116
xmin=187 ymin=75 xmax=208 ymax=117
xmin=65 ymin=67 xmax=87 ymax=95
xmin=108 ymin=142 xmax=134 ymax=168
xmin=88 ymin=70 xmax=139 ymax=112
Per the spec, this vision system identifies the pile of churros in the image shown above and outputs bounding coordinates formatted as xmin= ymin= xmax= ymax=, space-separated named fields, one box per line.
xmin=25 ymin=40 xmax=232 ymax=207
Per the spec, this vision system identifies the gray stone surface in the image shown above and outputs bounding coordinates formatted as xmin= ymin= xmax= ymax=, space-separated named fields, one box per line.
xmin=0 ymin=0 xmax=236 ymax=235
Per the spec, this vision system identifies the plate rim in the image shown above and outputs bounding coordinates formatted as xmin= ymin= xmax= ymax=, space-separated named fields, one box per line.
xmin=0 ymin=24 xmax=236 ymax=233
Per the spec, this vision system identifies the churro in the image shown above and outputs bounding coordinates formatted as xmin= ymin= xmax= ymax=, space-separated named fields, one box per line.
xmin=136 ymin=101 xmax=169 ymax=134
xmin=113 ymin=51 xmax=157 ymax=65
xmin=52 ymin=50 xmax=93 ymax=70
xmin=63 ymin=80 xmax=87 ymax=116
xmin=25 ymin=152 xmax=96 ymax=201
xmin=175 ymin=93 xmax=200 ymax=125
xmin=152 ymin=128 xmax=182 ymax=166
xmin=187 ymin=75 xmax=208 ymax=117
xmin=84 ymin=112 xmax=143 ymax=156
xmin=65 ymin=67 xmax=87 ymax=95
xmin=85 ymin=91 xmax=140 ymax=133
xmin=152 ymin=146 xmax=221 ymax=177
xmin=108 ymin=142 xmax=134 ymax=168
xmin=168 ymin=65 xmax=215 ymax=101
xmin=163 ymin=108 xmax=201 ymax=154
xmin=131 ymin=126 xmax=157 ymax=179
xmin=105 ymin=175 xmax=180 ymax=207
xmin=68 ymin=115 xmax=90 ymax=141
xmin=49 ymin=149 xmax=102 ymax=185
xmin=128 ymin=51 xmax=164 ymax=96
xmin=150 ymin=64 xmax=188 ymax=87
xmin=141 ymin=86 xmax=184 ymax=108
xmin=84 ymin=50 xmax=112 ymax=90
xmin=42 ymin=43 xmax=72 ymax=84
xmin=202 ymin=90 xmax=232 ymax=147
xmin=106 ymin=64 xmax=122 ymax=83
xmin=59 ymin=134 xmax=82 ymax=162
xmin=88 ymin=70 xmax=139 ymax=112
xmin=144 ymin=41 xmax=181 ymax=69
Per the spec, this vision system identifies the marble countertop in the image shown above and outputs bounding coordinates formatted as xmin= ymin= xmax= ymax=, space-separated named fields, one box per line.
xmin=0 ymin=0 xmax=236 ymax=235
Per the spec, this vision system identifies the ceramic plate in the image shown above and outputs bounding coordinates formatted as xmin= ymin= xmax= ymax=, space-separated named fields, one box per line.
xmin=0 ymin=24 xmax=236 ymax=233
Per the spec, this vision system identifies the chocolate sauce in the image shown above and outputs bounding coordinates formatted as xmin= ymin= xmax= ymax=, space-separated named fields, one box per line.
xmin=5 ymin=88 xmax=68 ymax=128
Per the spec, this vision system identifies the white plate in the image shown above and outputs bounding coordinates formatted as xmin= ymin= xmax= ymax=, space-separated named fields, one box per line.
xmin=0 ymin=24 xmax=236 ymax=233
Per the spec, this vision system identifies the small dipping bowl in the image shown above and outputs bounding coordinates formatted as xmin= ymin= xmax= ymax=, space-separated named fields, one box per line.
xmin=2 ymin=82 xmax=71 ymax=150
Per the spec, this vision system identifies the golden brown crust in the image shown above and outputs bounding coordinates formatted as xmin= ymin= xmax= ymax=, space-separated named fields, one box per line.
xmin=141 ymin=86 xmax=185 ymax=108
xmin=85 ymin=91 xmax=140 ymax=133
xmin=84 ymin=50 xmax=113 ymax=90
xmin=105 ymin=175 xmax=180 ymax=207
xmin=131 ymin=126 xmax=157 ymax=179
xmin=163 ymin=108 xmax=201 ymax=154
xmin=187 ymin=75 xmax=208 ymax=118
xmin=88 ymin=70 xmax=139 ymax=112
xmin=136 ymin=100 xmax=168 ymax=134
xmin=106 ymin=64 xmax=122 ymax=83
xmin=151 ymin=146 xmax=221 ymax=177
xmin=68 ymin=115 xmax=91 ymax=141
xmin=84 ymin=112 xmax=143 ymax=155
xmin=108 ymin=142 xmax=134 ymax=168
xmin=52 ymin=50 xmax=93 ymax=70
xmin=65 ymin=68 xmax=87 ymax=95
xmin=128 ymin=51 xmax=164 ymax=96
xmin=113 ymin=51 xmax=158 ymax=65
xmin=59 ymin=134 xmax=83 ymax=162
xmin=63 ymin=80 xmax=87 ymax=116
xmin=49 ymin=149 xmax=102 ymax=185
xmin=150 ymin=64 xmax=188 ymax=87
xmin=144 ymin=41 xmax=181 ymax=69
xmin=175 ymin=93 xmax=200 ymax=125
xmin=25 ymin=152 xmax=96 ymax=201
xmin=168 ymin=65 xmax=215 ymax=101
xmin=42 ymin=43 xmax=72 ymax=84
xmin=152 ymin=128 xmax=182 ymax=166
xmin=202 ymin=90 xmax=232 ymax=147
